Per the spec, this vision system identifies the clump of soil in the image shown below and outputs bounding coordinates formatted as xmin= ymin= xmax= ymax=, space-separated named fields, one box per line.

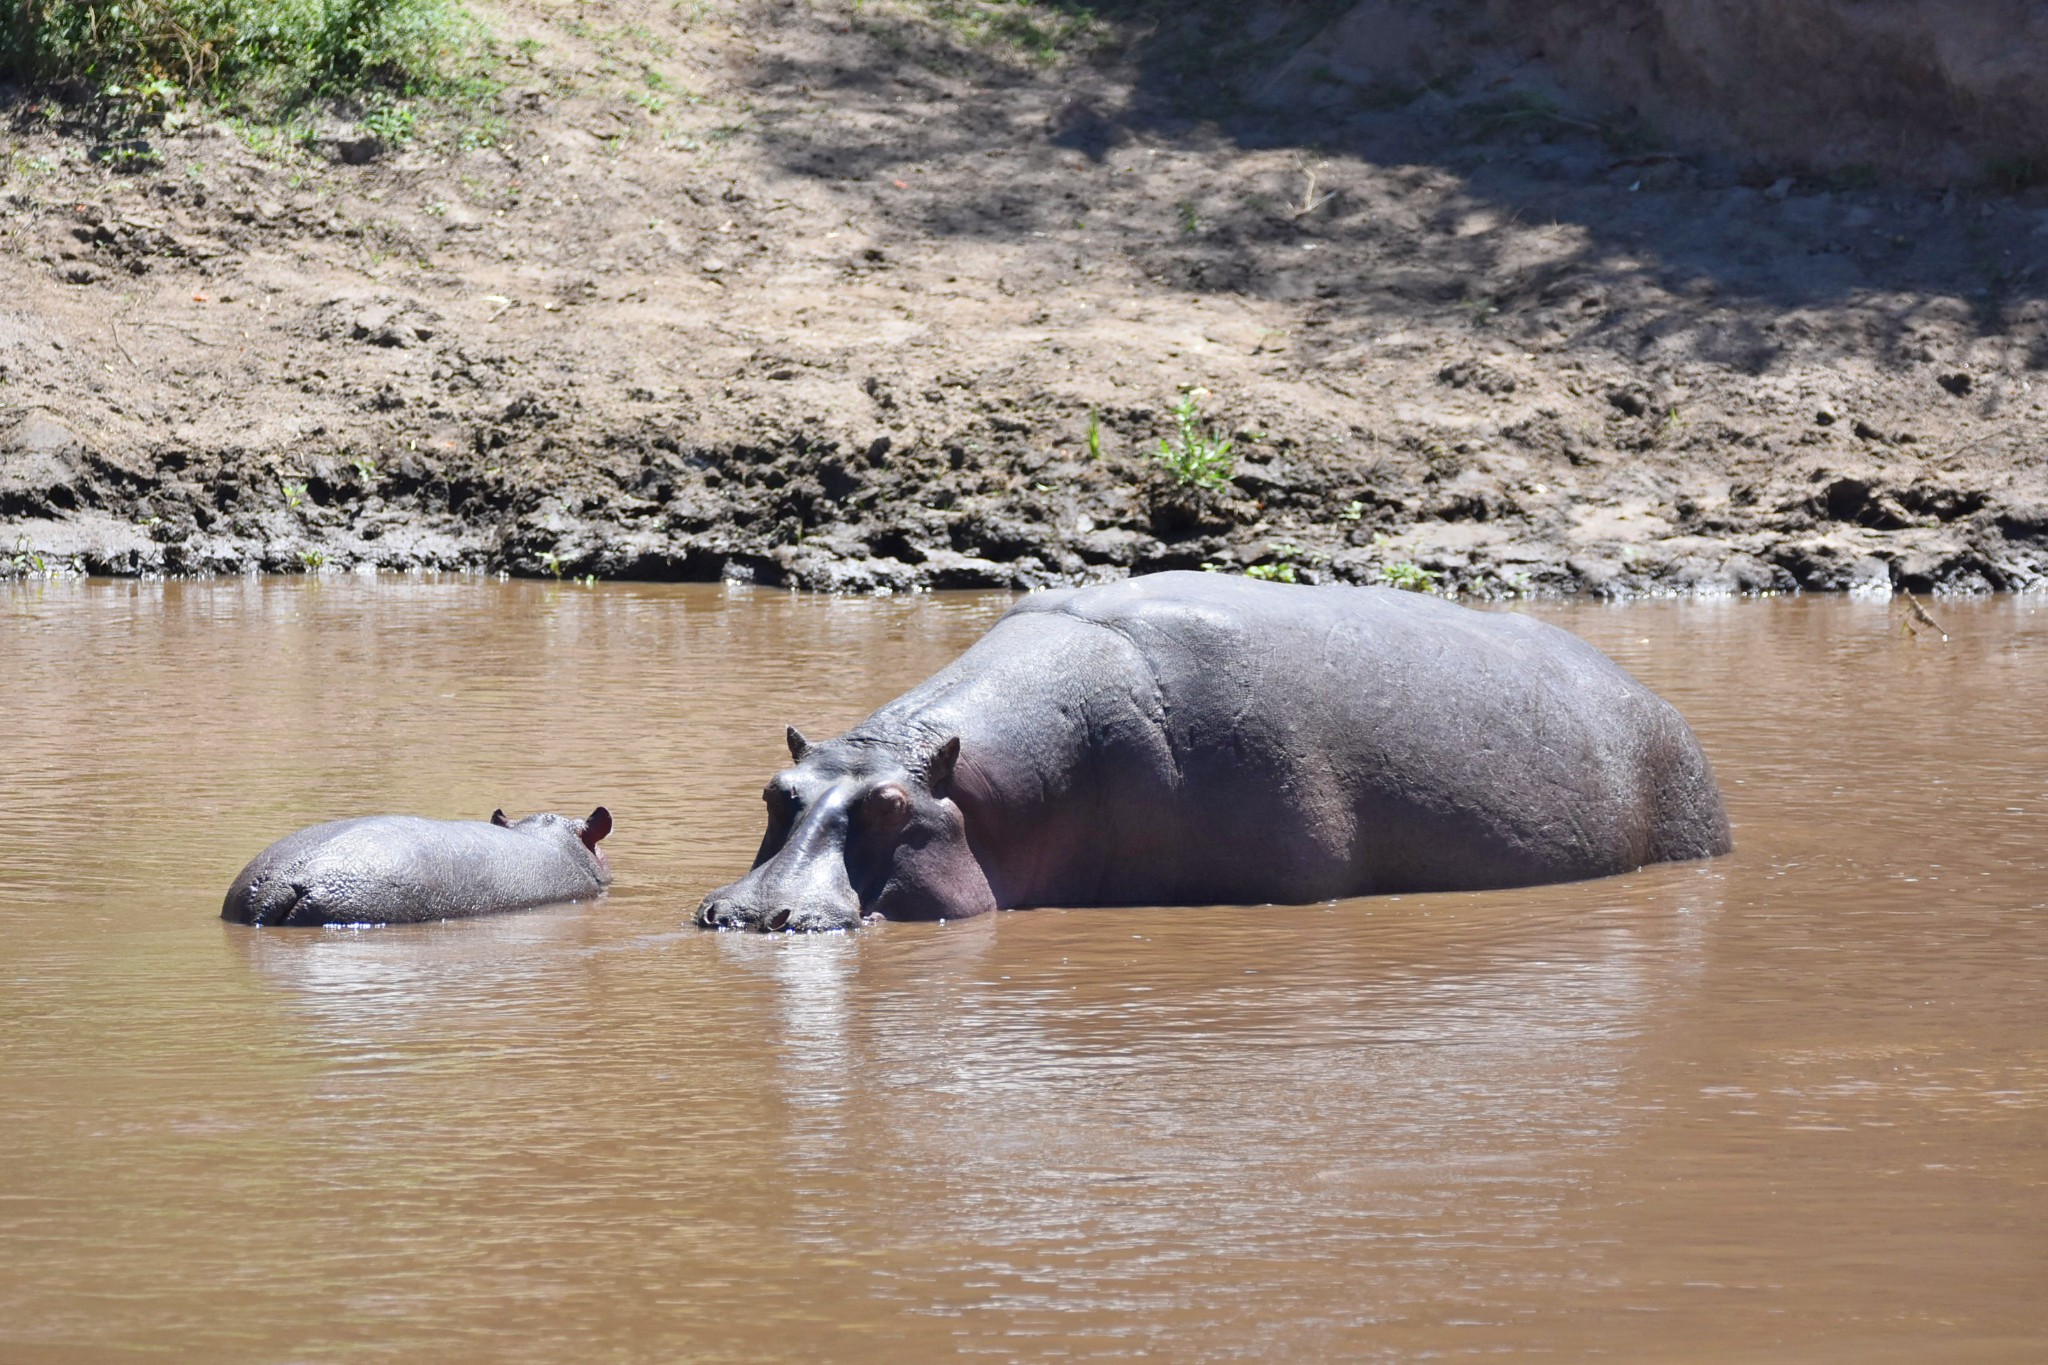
xmin=3 ymin=0 xmax=2045 ymax=596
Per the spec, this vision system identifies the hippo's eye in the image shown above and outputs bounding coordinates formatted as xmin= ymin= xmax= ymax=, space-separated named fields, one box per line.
xmin=859 ymin=783 xmax=911 ymax=834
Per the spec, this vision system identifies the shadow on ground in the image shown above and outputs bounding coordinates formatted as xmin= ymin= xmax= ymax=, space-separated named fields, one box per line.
xmin=746 ymin=0 xmax=2048 ymax=377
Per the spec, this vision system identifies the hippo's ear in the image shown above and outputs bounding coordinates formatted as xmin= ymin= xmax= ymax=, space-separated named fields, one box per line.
xmin=581 ymin=806 xmax=612 ymax=850
xmin=490 ymin=809 xmax=510 ymax=827
xmin=786 ymin=726 xmax=811 ymax=762
xmin=926 ymin=735 xmax=961 ymax=795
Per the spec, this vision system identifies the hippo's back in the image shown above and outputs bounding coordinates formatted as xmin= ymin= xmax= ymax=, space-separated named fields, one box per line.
xmin=995 ymin=573 xmax=1729 ymax=896
xmin=223 ymin=816 xmax=596 ymax=926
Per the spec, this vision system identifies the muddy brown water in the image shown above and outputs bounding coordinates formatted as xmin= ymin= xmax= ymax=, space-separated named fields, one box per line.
xmin=2 ymin=579 xmax=2044 ymax=1362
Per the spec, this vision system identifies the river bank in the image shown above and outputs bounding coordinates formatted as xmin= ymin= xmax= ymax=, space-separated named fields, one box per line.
xmin=4 ymin=0 xmax=2045 ymax=595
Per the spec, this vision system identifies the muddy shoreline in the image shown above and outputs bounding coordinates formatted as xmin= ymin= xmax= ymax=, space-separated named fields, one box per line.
xmin=5 ymin=0 xmax=2046 ymax=596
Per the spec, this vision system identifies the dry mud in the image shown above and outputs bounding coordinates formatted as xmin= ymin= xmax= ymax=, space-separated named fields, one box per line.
xmin=2 ymin=0 xmax=2045 ymax=596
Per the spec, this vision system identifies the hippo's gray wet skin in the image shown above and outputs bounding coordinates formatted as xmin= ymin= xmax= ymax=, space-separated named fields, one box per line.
xmin=697 ymin=572 xmax=1729 ymax=932
xmin=223 ymin=808 xmax=613 ymax=926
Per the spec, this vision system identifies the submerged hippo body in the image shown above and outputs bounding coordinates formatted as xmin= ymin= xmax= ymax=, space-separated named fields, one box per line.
xmin=697 ymin=573 xmax=1729 ymax=932
xmin=223 ymin=808 xmax=612 ymax=926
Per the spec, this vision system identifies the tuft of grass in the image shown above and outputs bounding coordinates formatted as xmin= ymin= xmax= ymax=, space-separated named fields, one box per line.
xmin=360 ymin=100 xmax=419 ymax=145
xmin=1245 ymin=561 xmax=1297 ymax=583
xmin=1154 ymin=390 xmax=1236 ymax=491
xmin=1084 ymin=409 xmax=1103 ymax=460
xmin=1378 ymin=560 xmax=1437 ymax=593
xmin=297 ymin=547 xmax=326 ymax=570
xmin=1820 ymin=162 xmax=1881 ymax=193
xmin=1982 ymin=156 xmax=2045 ymax=194
xmin=93 ymin=140 xmax=164 ymax=171
xmin=1459 ymin=90 xmax=1576 ymax=141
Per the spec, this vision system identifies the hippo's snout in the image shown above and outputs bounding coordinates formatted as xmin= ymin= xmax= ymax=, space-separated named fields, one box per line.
xmin=694 ymin=891 xmax=861 ymax=933
xmin=694 ymin=894 xmax=753 ymax=930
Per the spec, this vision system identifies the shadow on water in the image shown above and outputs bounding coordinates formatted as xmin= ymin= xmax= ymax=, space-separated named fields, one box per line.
xmin=751 ymin=1 xmax=2048 ymax=372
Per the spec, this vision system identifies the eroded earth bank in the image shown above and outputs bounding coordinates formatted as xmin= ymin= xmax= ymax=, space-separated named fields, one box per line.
xmin=3 ymin=0 xmax=2045 ymax=595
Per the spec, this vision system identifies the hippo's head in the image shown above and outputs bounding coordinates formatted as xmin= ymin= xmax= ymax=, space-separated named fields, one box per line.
xmin=695 ymin=727 xmax=996 ymax=932
xmin=494 ymin=805 xmax=615 ymax=886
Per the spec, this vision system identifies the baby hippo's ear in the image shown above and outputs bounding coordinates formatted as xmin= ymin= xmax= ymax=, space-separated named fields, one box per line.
xmin=580 ymin=806 xmax=613 ymax=850
xmin=491 ymin=809 xmax=510 ymax=827
xmin=786 ymin=726 xmax=811 ymax=761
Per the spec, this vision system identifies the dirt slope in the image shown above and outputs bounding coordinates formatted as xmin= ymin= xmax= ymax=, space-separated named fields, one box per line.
xmin=2 ymin=0 xmax=2044 ymax=595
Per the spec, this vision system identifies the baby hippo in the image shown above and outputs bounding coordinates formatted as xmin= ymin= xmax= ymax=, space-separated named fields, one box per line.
xmin=222 ymin=807 xmax=613 ymax=926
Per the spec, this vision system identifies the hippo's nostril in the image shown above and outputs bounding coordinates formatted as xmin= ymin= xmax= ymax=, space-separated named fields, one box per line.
xmin=765 ymin=906 xmax=792 ymax=932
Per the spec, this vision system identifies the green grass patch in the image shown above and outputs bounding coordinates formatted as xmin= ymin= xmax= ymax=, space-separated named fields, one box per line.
xmin=2 ymin=0 xmax=490 ymax=122
xmin=895 ymin=0 xmax=1107 ymax=64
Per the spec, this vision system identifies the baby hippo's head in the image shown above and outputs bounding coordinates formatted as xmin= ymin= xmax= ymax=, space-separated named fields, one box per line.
xmin=493 ymin=805 xmax=614 ymax=886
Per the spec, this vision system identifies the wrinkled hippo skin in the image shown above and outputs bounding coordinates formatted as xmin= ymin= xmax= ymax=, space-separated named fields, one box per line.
xmin=697 ymin=572 xmax=1729 ymax=932
xmin=223 ymin=807 xmax=613 ymax=926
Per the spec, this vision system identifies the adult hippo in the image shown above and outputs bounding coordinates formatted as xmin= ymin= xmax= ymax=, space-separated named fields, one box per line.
xmin=696 ymin=572 xmax=1729 ymax=932
xmin=223 ymin=807 xmax=612 ymax=926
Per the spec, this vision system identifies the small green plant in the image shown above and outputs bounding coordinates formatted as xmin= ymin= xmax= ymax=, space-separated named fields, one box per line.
xmin=1155 ymin=391 xmax=1236 ymax=491
xmin=1176 ymin=198 xmax=1200 ymax=235
xmin=1084 ymin=410 xmax=1103 ymax=461
xmin=94 ymin=143 xmax=164 ymax=172
xmin=349 ymin=455 xmax=380 ymax=482
xmin=1245 ymin=562 xmax=1297 ymax=584
xmin=361 ymin=102 xmax=419 ymax=146
xmin=1338 ymin=499 xmax=1365 ymax=522
xmin=8 ymin=546 xmax=84 ymax=578
xmin=538 ymin=549 xmax=564 ymax=579
xmin=1379 ymin=561 xmax=1438 ymax=593
xmin=281 ymin=480 xmax=306 ymax=510
xmin=298 ymin=548 xmax=326 ymax=570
